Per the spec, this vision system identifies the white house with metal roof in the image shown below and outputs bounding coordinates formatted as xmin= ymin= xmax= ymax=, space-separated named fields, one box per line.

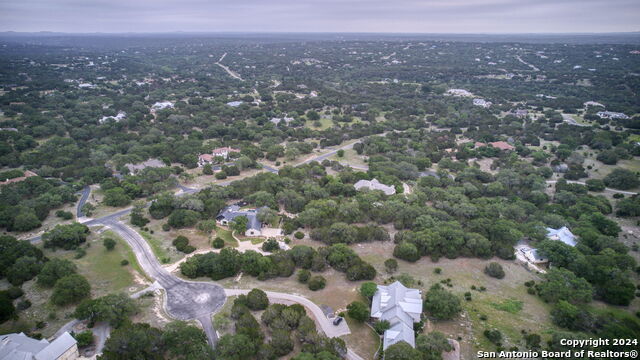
xmin=216 ymin=205 xmax=265 ymax=237
xmin=370 ymin=281 xmax=422 ymax=350
xmin=0 ymin=332 xmax=78 ymax=360
xmin=546 ymin=226 xmax=577 ymax=247
xmin=354 ymin=179 xmax=396 ymax=196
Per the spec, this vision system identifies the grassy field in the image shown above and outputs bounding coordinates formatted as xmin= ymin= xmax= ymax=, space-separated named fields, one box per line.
xmin=139 ymin=229 xmax=175 ymax=263
xmin=343 ymin=317 xmax=381 ymax=359
xmin=330 ymin=148 xmax=369 ymax=169
xmin=215 ymin=228 xmax=238 ymax=247
xmin=344 ymin=240 xmax=557 ymax=358
xmin=0 ymin=229 xmax=148 ymax=338
xmin=304 ymin=117 xmax=334 ymax=130
xmin=182 ymin=168 xmax=263 ymax=189
xmin=75 ymin=230 xmax=147 ymax=294
xmin=582 ymin=147 xmax=640 ymax=186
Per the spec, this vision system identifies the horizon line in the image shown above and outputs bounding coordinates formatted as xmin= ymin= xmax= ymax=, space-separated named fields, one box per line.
xmin=1 ymin=30 xmax=640 ymax=36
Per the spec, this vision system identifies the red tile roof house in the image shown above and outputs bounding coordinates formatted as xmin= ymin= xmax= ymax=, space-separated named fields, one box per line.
xmin=489 ymin=141 xmax=515 ymax=151
xmin=0 ymin=170 xmax=37 ymax=186
xmin=198 ymin=154 xmax=215 ymax=167
xmin=474 ymin=141 xmax=515 ymax=151
xmin=198 ymin=147 xmax=241 ymax=167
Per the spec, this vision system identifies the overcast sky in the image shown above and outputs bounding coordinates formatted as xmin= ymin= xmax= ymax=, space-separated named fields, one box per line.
xmin=1 ymin=0 xmax=638 ymax=34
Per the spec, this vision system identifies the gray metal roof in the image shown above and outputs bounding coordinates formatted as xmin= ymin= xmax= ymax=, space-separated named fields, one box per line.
xmin=0 ymin=333 xmax=50 ymax=360
xmin=383 ymin=322 xmax=416 ymax=350
xmin=546 ymin=226 xmax=577 ymax=247
xmin=354 ymin=178 xmax=396 ymax=195
xmin=217 ymin=205 xmax=264 ymax=231
xmin=35 ymin=332 xmax=76 ymax=360
xmin=371 ymin=281 xmax=422 ymax=350
xmin=0 ymin=332 xmax=76 ymax=360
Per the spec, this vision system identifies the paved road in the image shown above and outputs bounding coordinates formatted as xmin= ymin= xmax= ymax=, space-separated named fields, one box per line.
xmin=197 ymin=314 xmax=218 ymax=347
xmin=103 ymin=219 xmax=226 ymax=323
xmin=76 ymin=186 xmax=91 ymax=218
xmin=259 ymin=162 xmax=279 ymax=174
xmin=176 ymin=184 xmax=198 ymax=194
xmin=215 ymin=53 xmax=244 ymax=81
xmin=52 ymin=319 xmax=80 ymax=339
xmin=515 ymin=55 xmax=540 ymax=71
xmin=546 ymin=180 xmax=637 ymax=195
xmin=92 ymin=322 xmax=111 ymax=354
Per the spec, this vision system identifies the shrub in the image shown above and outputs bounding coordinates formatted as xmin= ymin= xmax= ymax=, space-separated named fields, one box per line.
xmin=434 ymin=267 xmax=442 ymax=274
xmin=346 ymin=301 xmax=369 ymax=322
xmin=483 ymin=329 xmax=502 ymax=345
xmin=51 ymin=274 xmax=91 ymax=306
xmin=297 ymin=269 xmax=311 ymax=284
xmin=603 ymin=168 xmax=639 ymax=190
xmin=384 ymin=258 xmax=398 ymax=273
xmin=37 ymin=258 xmax=77 ymax=288
xmin=360 ymin=282 xmax=378 ymax=299
xmin=585 ymin=179 xmax=605 ymax=192
xmin=484 ymin=262 xmax=505 ymax=279
xmin=55 ymin=210 xmax=73 ymax=220
xmin=172 ymin=236 xmax=194 ymax=253
xmin=294 ymin=231 xmax=305 ymax=239
xmin=73 ymin=330 xmax=94 ymax=348
xmin=246 ymin=289 xmax=269 ymax=311
xmin=16 ymin=300 xmax=31 ymax=311
xmin=393 ymin=242 xmax=420 ymax=262
xmin=74 ymin=248 xmax=87 ymax=259
xmin=308 ymin=276 xmax=326 ymax=291
xmin=215 ymin=171 xmax=227 ymax=179
xmin=261 ymin=238 xmax=279 ymax=252
xmin=212 ymin=237 xmax=225 ymax=249
xmin=424 ymin=284 xmax=461 ymax=320
xmin=42 ymin=223 xmax=90 ymax=250
xmin=373 ymin=320 xmax=390 ymax=334
xmin=120 ymin=259 xmax=129 ymax=266
xmin=6 ymin=287 xmax=23 ymax=299
xmin=103 ymin=238 xmax=116 ymax=251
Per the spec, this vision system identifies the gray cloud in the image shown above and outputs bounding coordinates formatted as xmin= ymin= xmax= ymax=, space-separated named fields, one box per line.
xmin=0 ymin=0 xmax=638 ymax=33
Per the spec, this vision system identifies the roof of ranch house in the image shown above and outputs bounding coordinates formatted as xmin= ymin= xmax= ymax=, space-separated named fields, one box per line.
xmin=354 ymin=178 xmax=396 ymax=195
xmin=0 ymin=331 xmax=76 ymax=360
xmin=212 ymin=147 xmax=241 ymax=154
xmin=546 ymin=226 xmax=577 ymax=247
xmin=371 ymin=281 xmax=422 ymax=350
xmin=216 ymin=205 xmax=266 ymax=231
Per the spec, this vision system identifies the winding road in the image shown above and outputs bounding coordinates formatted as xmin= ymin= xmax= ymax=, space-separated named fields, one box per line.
xmin=30 ymin=143 xmax=372 ymax=353
xmin=76 ymin=186 xmax=91 ymax=218
xmin=35 ymin=208 xmax=227 ymax=347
